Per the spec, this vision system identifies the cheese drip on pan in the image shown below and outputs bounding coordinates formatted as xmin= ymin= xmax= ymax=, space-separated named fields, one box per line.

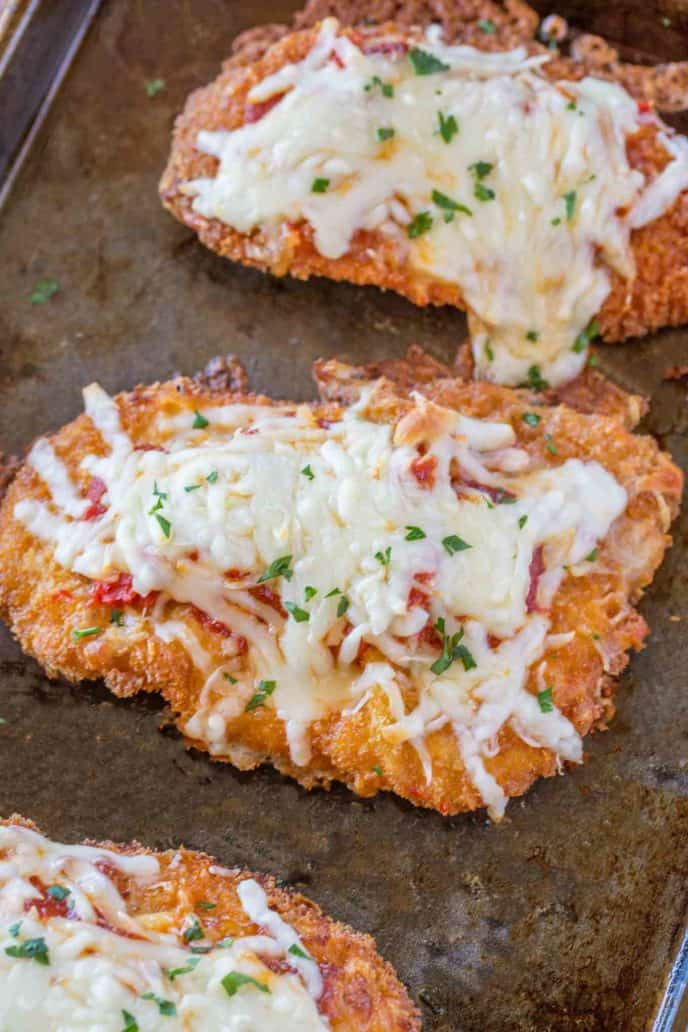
xmin=15 ymin=384 xmax=627 ymax=818
xmin=183 ymin=18 xmax=688 ymax=387
xmin=0 ymin=823 xmax=327 ymax=1030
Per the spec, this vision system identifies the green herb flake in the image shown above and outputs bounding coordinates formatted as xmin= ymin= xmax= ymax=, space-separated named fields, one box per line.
xmin=325 ymin=587 xmax=341 ymax=598
xmin=430 ymin=619 xmax=476 ymax=675
xmin=288 ymin=943 xmax=310 ymax=959
xmin=592 ymin=632 xmax=601 ymax=640
xmin=206 ymin=470 xmax=219 ymax=484
xmin=145 ymin=78 xmax=165 ymax=98
xmin=544 ymin=434 xmax=558 ymax=455
xmin=121 ymin=1009 xmax=139 ymax=1032
xmin=437 ymin=110 xmax=458 ymax=143
xmin=192 ymin=410 xmax=209 ymax=429
xmin=572 ymin=319 xmax=600 ymax=353
xmin=376 ymin=126 xmax=395 ymax=141
xmin=311 ymin=177 xmax=330 ymax=193
xmin=365 ymin=75 xmax=394 ymax=97
xmin=526 ymin=330 xmax=539 ymax=342
xmin=222 ymin=971 xmax=271 ymax=997
xmin=223 ymin=672 xmax=238 ymax=684
xmin=197 ymin=901 xmax=216 ymax=911
xmin=301 ymin=464 xmax=315 ymax=480
xmin=184 ymin=483 xmax=201 ymax=492
xmin=47 ymin=884 xmax=70 ymax=902
xmin=29 ymin=278 xmax=60 ymax=305
xmin=190 ymin=945 xmax=213 ymax=955
xmin=588 ymin=353 xmax=600 ymax=368
xmin=477 ymin=18 xmax=495 ymax=33
xmin=474 ymin=182 xmax=495 ymax=202
xmin=304 ymin=585 xmax=317 ymax=601
xmin=442 ymin=535 xmax=471 ymax=556
xmin=216 ymin=937 xmax=234 ymax=949
xmin=485 ymin=340 xmax=494 ymax=362
xmin=257 ymin=554 xmax=293 ymax=583
xmin=522 ymin=412 xmax=541 ymax=427
xmin=166 ymin=956 xmax=200 ymax=981
xmin=375 ymin=546 xmax=392 ymax=566
xmin=405 ymin=525 xmax=426 ymax=541
xmin=337 ymin=595 xmax=350 ymax=618
xmin=431 ymin=188 xmax=472 ymax=217
xmin=245 ymin=680 xmax=276 ymax=712
xmin=522 ymin=365 xmax=549 ymax=392
xmin=409 ymin=48 xmax=449 ymax=75
xmin=566 ymin=100 xmax=577 ymax=111
xmin=372 ymin=765 xmax=384 ymax=776
xmin=285 ymin=600 xmax=310 ymax=622
xmin=469 ymin=161 xmax=493 ymax=180
xmin=518 ymin=515 xmax=528 ymax=529
xmin=407 ymin=211 xmax=433 ymax=238
xmin=5 ymin=937 xmax=50 ymax=966
xmin=537 ymin=687 xmax=554 ymax=713
xmin=155 ymin=513 xmax=172 ymax=538
xmin=8 ymin=922 xmax=21 ymax=938
xmin=564 ymin=189 xmax=577 ymax=221
xmin=551 ymin=216 xmax=562 ymax=226
xmin=183 ymin=915 xmax=204 ymax=943
xmin=585 ymin=547 xmax=598 ymax=562
xmin=110 ymin=609 xmax=124 ymax=626
xmin=141 ymin=993 xmax=177 ymax=1017
xmin=72 ymin=626 xmax=102 ymax=641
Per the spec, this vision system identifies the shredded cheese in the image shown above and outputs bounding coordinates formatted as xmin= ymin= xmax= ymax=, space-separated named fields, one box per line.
xmin=182 ymin=19 xmax=688 ymax=387
xmin=0 ymin=823 xmax=328 ymax=1030
xmin=15 ymin=382 xmax=627 ymax=817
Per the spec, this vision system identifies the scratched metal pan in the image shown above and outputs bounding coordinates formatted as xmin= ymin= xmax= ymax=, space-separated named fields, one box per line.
xmin=0 ymin=1 xmax=687 ymax=1029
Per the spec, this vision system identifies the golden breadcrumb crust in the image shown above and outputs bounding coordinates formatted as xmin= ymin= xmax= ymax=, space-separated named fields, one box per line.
xmin=160 ymin=21 xmax=688 ymax=347
xmin=0 ymin=353 xmax=682 ymax=816
xmin=1 ymin=816 xmax=420 ymax=1031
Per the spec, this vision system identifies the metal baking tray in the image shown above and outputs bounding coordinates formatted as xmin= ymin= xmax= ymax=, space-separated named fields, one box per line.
xmin=0 ymin=1 xmax=686 ymax=1028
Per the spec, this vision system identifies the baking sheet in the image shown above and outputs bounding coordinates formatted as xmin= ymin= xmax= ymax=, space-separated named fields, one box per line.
xmin=0 ymin=1 xmax=687 ymax=1028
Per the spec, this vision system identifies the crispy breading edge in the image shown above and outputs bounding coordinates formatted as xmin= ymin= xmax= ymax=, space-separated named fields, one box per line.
xmin=159 ymin=21 xmax=688 ymax=347
xmin=0 ymin=815 xmax=421 ymax=1031
xmin=0 ymin=363 xmax=682 ymax=817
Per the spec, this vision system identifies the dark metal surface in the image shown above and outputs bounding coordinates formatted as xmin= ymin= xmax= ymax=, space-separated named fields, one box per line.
xmin=0 ymin=2 xmax=687 ymax=1029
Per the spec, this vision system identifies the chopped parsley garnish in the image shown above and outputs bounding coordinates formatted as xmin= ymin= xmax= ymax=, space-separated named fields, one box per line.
xmin=183 ymin=915 xmax=204 ymax=942
xmin=110 ymin=609 xmax=124 ymax=626
xmin=477 ymin=18 xmax=495 ymax=33
xmin=572 ymin=319 xmax=600 ymax=353
xmin=166 ymin=956 xmax=200 ymax=981
xmin=222 ymin=971 xmax=271 ymax=997
xmin=336 ymin=595 xmax=350 ymax=618
xmin=518 ymin=515 xmax=528 ymax=529
xmin=409 ymin=48 xmax=449 ymax=75
xmin=375 ymin=546 xmax=392 ymax=566
xmin=184 ymin=483 xmax=201 ymax=492
xmin=473 ymin=182 xmax=495 ymax=202
xmin=301 ymin=464 xmax=315 ymax=480
xmin=311 ymin=177 xmax=330 ymax=193
xmin=537 ymin=687 xmax=554 ymax=713
xmin=526 ymin=330 xmax=539 ymax=342
xmin=325 ymin=587 xmax=341 ymax=597
xmin=192 ymin=409 xmax=209 ymax=429
xmin=564 ymin=189 xmax=577 ymax=221
xmin=206 ymin=470 xmax=218 ymax=484
xmin=493 ymin=488 xmax=517 ymax=504
xmin=149 ymin=496 xmax=164 ymax=515
xmin=522 ymin=412 xmax=541 ymax=427
xmin=122 ymin=1010 xmax=139 ymax=1032
xmin=197 ymin=901 xmax=216 ymax=911
xmin=485 ymin=340 xmax=495 ymax=362
xmin=304 ymin=585 xmax=317 ymax=601
xmin=372 ymin=765 xmax=384 ymax=776
xmin=376 ymin=126 xmax=395 ymax=141
xmin=5 ymin=937 xmax=50 ymax=965
xmin=430 ymin=618 xmax=476 ymax=675
xmin=288 ymin=943 xmax=311 ymax=959
xmin=469 ymin=161 xmax=495 ymax=201
xmin=190 ymin=945 xmax=214 ymax=954
xmin=223 ymin=672 xmax=238 ymax=684
xmin=522 ymin=365 xmax=549 ymax=391
xmin=155 ymin=513 xmax=172 ymax=538
xmin=588 ymin=353 xmax=600 ymax=368
xmin=141 ymin=993 xmax=177 ymax=1016
xmin=285 ymin=601 xmax=310 ymax=622
xmin=431 ymin=189 xmax=472 ymax=217
xmin=407 ymin=211 xmax=433 ymax=238
xmin=585 ymin=547 xmax=598 ymax=562
xmin=29 ymin=278 xmax=59 ymax=305
xmin=567 ymin=99 xmax=577 ymax=111
xmin=258 ymin=554 xmax=293 ymax=583
xmin=245 ymin=680 xmax=276 ymax=712
xmin=405 ymin=525 xmax=426 ymax=541
xmin=544 ymin=433 xmax=558 ymax=455
xmin=8 ymin=921 xmax=21 ymax=938
xmin=72 ymin=626 xmax=101 ymax=640
xmin=469 ymin=161 xmax=493 ymax=180
xmin=437 ymin=110 xmax=458 ymax=143
xmin=365 ymin=75 xmax=394 ymax=97
xmin=551 ymin=216 xmax=562 ymax=226
xmin=442 ymin=535 xmax=471 ymax=556
xmin=47 ymin=884 xmax=70 ymax=901
xmin=216 ymin=937 xmax=234 ymax=949
xmin=145 ymin=78 xmax=165 ymax=98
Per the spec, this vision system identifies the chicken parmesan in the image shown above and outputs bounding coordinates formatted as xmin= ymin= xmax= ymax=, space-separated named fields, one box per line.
xmin=161 ymin=15 xmax=688 ymax=389
xmin=0 ymin=817 xmax=419 ymax=1030
xmin=0 ymin=352 xmax=681 ymax=817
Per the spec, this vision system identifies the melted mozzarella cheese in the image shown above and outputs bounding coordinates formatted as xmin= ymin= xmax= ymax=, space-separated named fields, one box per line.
xmin=183 ymin=19 xmax=688 ymax=387
xmin=15 ymin=384 xmax=627 ymax=816
xmin=0 ymin=824 xmax=327 ymax=1030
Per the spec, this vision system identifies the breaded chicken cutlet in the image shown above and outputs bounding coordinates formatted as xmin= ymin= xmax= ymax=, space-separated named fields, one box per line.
xmin=160 ymin=5 xmax=688 ymax=388
xmin=0 ymin=350 xmax=681 ymax=818
xmin=0 ymin=816 xmax=419 ymax=1029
